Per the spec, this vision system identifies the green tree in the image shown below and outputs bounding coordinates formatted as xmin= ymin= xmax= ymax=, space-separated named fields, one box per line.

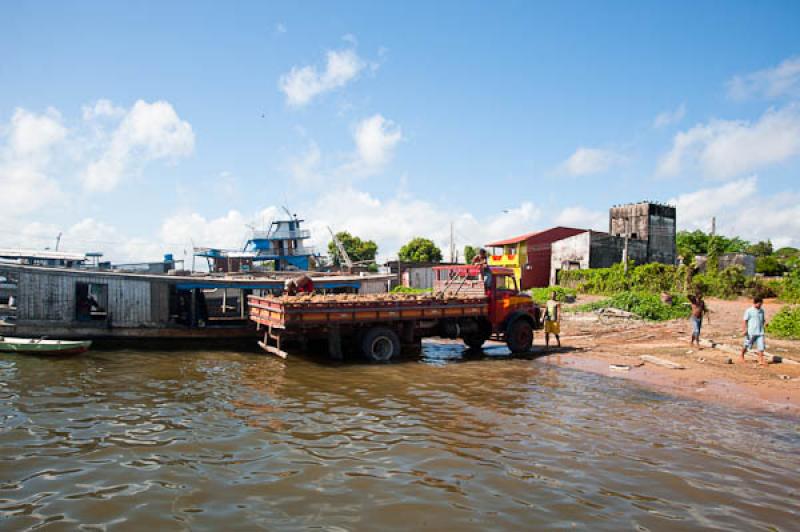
xmin=756 ymin=256 xmax=786 ymax=276
xmin=676 ymin=229 xmax=750 ymax=259
xmin=746 ymin=240 xmax=774 ymax=257
xmin=463 ymin=245 xmax=477 ymax=264
xmin=775 ymin=247 xmax=799 ymax=258
xmin=398 ymin=237 xmax=443 ymax=263
xmin=327 ymin=231 xmax=378 ymax=266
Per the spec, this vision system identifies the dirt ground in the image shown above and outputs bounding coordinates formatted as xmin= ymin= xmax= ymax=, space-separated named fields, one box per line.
xmin=535 ymin=296 xmax=800 ymax=416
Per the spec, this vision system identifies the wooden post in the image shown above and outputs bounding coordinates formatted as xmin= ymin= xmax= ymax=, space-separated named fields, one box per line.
xmin=328 ymin=324 xmax=343 ymax=360
xmin=190 ymin=289 xmax=197 ymax=327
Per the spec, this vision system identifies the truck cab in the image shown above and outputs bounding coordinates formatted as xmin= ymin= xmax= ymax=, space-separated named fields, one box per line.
xmin=433 ymin=265 xmax=541 ymax=352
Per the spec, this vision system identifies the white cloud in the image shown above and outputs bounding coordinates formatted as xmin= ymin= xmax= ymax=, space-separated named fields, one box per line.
xmin=352 ymin=114 xmax=402 ymax=170
xmin=561 ymin=147 xmax=625 ymax=176
xmin=7 ymin=107 xmax=66 ymax=155
xmin=289 ymin=115 xmax=402 ymax=182
xmin=554 ymin=206 xmax=606 ymax=230
xmin=669 ymin=176 xmax=800 ymax=247
xmin=657 ymin=105 xmax=800 ymax=179
xmin=653 ymin=103 xmax=686 ymax=128
xmin=288 ymin=142 xmax=323 ymax=184
xmin=83 ymin=100 xmax=195 ymax=191
xmin=160 ymin=207 xmax=281 ymax=251
xmin=0 ymin=108 xmax=66 ymax=215
xmin=82 ymin=99 xmax=125 ymax=121
xmin=727 ymin=56 xmax=800 ymax=100
xmin=304 ymin=186 xmax=541 ymax=262
xmin=669 ymin=176 xmax=758 ymax=227
xmin=274 ymin=23 xmax=287 ymax=35
xmin=279 ymin=48 xmax=365 ymax=107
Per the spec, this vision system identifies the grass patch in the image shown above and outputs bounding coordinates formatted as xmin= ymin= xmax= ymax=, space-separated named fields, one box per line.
xmin=528 ymin=286 xmax=576 ymax=304
xmin=572 ymin=291 xmax=691 ymax=321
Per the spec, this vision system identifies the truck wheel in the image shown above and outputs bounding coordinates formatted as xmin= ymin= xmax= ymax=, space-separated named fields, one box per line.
xmin=463 ymin=334 xmax=487 ymax=349
xmin=506 ymin=320 xmax=533 ymax=353
xmin=361 ymin=327 xmax=401 ymax=362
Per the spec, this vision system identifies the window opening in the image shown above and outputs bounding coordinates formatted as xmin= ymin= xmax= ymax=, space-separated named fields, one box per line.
xmin=75 ymin=282 xmax=108 ymax=321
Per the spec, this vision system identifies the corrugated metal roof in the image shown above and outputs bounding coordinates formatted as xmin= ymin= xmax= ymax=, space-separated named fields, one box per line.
xmin=485 ymin=227 xmax=588 ymax=247
xmin=0 ymin=248 xmax=87 ymax=261
xmin=485 ymin=231 xmax=543 ymax=247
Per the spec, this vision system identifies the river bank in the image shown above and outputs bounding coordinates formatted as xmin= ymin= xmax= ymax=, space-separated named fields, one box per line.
xmin=532 ymin=296 xmax=800 ymax=416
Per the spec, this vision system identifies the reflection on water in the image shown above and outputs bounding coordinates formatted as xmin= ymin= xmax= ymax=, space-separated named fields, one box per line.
xmin=1 ymin=342 xmax=798 ymax=530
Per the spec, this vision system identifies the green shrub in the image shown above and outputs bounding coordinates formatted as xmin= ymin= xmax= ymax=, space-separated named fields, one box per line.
xmin=559 ymin=262 xmax=631 ymax=294
xmin=781 ymin=270 xmax=800 ymax=303
xmin=575 ymin=291 xmax=690 ymax=321
xmin=529 ymin=286 xmax=576 ymax=304
xmin=766 ymin=306 xmax=800 ymax=339
xmin=560 ymin=262 xmax=772 ymax=300
xmin=391 ymin=286 xmax=432 ymax=294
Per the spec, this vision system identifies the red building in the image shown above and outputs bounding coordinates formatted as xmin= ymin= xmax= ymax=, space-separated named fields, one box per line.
xmin=486 ymin=227 xmax=587 ymax=289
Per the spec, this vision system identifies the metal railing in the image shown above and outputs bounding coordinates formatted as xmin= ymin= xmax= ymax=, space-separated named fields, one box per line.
xmin=256 ymin=246 xmax=316 ymax=257
xmin=251 ymin=229 xmax=311 ymax=240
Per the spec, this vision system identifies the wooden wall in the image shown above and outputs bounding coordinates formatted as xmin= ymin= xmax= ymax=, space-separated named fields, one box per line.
xmin=17 ymin=270 xmax=158 ymax=326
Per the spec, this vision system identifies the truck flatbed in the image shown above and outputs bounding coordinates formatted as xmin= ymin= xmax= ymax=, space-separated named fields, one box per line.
xmin=249 ymin=293 xmax=487 ymax=329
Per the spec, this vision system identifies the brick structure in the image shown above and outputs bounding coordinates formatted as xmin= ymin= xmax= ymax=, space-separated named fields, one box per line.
xmin=609 ymin=202 xmax=676 ymax=265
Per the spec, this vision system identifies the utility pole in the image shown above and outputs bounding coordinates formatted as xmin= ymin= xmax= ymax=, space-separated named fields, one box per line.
xmin=622 ymin=219 xmax=629 ymax=273
xmin=55 ymin=232 xmax=62 ymax=251
xmin=710 ymin=216 xmax=716 ymax=237
xmin=449 ymin=221 xmax=455 ymax=263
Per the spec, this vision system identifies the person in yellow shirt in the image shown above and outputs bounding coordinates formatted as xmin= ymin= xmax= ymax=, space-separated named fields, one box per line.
xmin=543 ymin=291 xmax=561 ymax=348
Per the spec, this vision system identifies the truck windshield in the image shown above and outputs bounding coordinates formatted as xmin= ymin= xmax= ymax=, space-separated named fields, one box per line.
xmin=495 ymin=275 xmax=517 ymax=291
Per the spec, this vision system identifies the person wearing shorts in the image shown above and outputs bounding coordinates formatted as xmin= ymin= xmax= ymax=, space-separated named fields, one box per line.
xmin=740 ymin=296 xmax=768 ymax=367
xmin=688 ymin=291 xmax=708 ymax=348
xmin=543 ymin=291 xmax=561 ymax=348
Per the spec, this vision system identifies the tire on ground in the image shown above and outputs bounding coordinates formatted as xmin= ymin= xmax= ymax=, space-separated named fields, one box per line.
xmin=361 ymin=327 xmax=401 ymax=362
xmin=462 ymin=318 xmax=492 ymax=350
xmin=463 ymin=334 xmax=486 ymax=349
xmin=506 ymin=319 xmax=533 ymax=353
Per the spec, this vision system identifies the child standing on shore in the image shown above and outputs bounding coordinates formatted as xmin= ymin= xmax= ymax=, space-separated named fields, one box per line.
xmin=543 ymin=291 xmax=561 ymax=348
xmin=741 ymin=296 xmax=768 ymax=367
xmin=688 ymin=291 xmax=708 ymax=348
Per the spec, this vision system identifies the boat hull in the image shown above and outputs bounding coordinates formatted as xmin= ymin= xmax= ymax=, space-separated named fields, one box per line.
xmin=0 ymin=338 xmax=92 ymax=356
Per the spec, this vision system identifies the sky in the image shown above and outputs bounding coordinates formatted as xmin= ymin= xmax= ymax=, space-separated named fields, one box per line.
xmin=2 ymin=0 xmax=800 ymax=263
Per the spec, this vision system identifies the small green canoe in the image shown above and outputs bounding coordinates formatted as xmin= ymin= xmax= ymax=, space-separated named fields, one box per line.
xmin=0 ymin=336 xmax=91 ymax=355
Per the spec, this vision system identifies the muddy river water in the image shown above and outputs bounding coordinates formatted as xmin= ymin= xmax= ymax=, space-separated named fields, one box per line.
xmin=1 ymin=342 xmax=798 ymax=530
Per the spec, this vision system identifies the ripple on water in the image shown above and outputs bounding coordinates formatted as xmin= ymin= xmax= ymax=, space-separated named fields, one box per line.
xmin=0 ymin=346 xmax=798 ymax=530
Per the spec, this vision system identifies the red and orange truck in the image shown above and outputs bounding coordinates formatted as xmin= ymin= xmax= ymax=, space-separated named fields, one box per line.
xmin=248 ymin=265 xmax=541 ymax=361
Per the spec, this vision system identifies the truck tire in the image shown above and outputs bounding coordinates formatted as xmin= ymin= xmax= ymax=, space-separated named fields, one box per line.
xmin=463 ymin=335 xmax=486 ymax=349
xmin=506 ymin=319 xmax=533 ymax=353
xmin=361 ymin=327 xmax=401 ymax=362
xmin=463 ymin=318 xmax=491 ymax=349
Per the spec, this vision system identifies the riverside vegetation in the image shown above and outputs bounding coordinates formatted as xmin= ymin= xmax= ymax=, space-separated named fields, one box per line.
xmin=551 ymin=260 xmax=800 ymax=334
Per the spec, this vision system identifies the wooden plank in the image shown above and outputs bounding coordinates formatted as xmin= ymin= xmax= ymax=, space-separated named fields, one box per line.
xmin=640 ymin=355 xmax=685 ymax=369
xmin=258 ymin=340 xmax=288 ymax=358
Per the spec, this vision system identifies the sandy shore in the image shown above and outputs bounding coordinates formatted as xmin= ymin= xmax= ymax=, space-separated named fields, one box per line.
xmin=531 ymin=297 xmax=800 ymax=416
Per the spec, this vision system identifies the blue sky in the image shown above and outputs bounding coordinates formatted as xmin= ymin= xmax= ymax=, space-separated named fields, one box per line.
xmin=2 ymin=1 xmax=800 ymax=262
